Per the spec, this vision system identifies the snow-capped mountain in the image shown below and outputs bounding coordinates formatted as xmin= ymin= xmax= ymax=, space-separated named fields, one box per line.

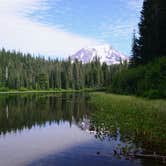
xmin=69 ymin=44 xmax=128 ymax=65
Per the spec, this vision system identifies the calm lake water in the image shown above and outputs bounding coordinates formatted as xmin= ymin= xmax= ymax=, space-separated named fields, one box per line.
xmin=0 ymin=93 xmax=163 ymax=166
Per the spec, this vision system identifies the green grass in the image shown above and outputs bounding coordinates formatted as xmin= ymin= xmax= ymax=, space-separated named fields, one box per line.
xmin=89 ymin=92 xmax=166 ymax=154
xmin=0 ymin=88 xmax=97 ymax=94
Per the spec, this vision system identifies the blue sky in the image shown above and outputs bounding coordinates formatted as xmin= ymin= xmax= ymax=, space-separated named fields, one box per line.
xmin=0 ymin=0 xmax=143 ymax=58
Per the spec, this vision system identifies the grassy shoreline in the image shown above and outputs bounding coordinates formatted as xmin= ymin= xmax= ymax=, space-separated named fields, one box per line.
xmin=89 ymin=92 xmax=166 ymax=154
xmin=0 ymin=89 xmax=79 ymax=94
xmin=0 ymin=88 xmax=98 ymax=94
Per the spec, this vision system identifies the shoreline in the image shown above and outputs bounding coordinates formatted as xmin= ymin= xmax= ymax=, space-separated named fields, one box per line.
xmin=0 ymin=88 xmax=97 ymax=94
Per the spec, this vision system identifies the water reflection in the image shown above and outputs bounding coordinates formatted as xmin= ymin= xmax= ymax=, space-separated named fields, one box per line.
xmin=0 ymin=93 xmax=96 ymax=166
xmin=0 ymin=93 xmax=164 ymax=166
xmin=0 ymin=93 xmax=91 ymax=135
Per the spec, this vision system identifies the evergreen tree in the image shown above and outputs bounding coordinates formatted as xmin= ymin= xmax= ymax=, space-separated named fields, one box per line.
xmin=156 ymin=0 xmax=166 ymax=57
xmin=0 ymin=48 xmax=121 ymax=91
xmin=102 ymin=63 xmax=109 ymax=87
xmin=37 ymin=73 xmax=49 ymax=90
xmin=130 ymin=30 xmax=141 ymax=67
xmin=137 ymin=0 xmax=166 ymax=64
xmin=138 ymin=0 xmax=153 ymax=64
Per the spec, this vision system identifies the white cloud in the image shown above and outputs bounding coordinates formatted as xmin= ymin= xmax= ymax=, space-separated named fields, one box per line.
xmin=0 ymin=0 xmax=100 ymax=58
xmin=98 ymin=0 xmax=143 ymax=40
xmin=99 ymin=19 xmax=137 ymax=40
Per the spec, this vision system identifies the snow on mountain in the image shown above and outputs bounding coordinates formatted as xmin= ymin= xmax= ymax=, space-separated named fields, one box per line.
xmin=69 ymin=44 xmax=129 ymax=65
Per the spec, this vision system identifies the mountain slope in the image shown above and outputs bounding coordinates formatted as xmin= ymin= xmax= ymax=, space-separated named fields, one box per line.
xmin=70 ymin=45 xmax=129 ymax=65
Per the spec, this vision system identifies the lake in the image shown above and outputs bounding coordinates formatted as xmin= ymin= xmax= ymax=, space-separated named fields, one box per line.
xmin=0 ymin=93 xmax=163 ymax=166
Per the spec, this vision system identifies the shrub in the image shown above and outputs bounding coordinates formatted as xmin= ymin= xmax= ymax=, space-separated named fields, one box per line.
xmin=110 ymin=57 xmax=166 ymax=99
xmin=0 ymin=87 xmax=9 ymax=92
xmin=18 ymin=87 xmax=29 ymax=91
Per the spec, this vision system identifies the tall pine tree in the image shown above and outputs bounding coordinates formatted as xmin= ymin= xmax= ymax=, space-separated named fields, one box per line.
xmin=130 ymin=30 xmax=141 ymax=67
xmin=132 ymin=0 xmax=166 ymax=65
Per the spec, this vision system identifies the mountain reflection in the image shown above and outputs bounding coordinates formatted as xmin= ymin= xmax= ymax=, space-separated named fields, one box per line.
xmin=0 ymin=93 xmax=91 ymax=135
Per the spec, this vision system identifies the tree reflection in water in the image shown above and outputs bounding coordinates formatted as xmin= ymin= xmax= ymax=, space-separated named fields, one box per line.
xmin=0 ymin=93 xmax=92 ymax=135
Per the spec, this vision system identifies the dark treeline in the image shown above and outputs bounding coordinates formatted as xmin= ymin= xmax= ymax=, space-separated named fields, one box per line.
xmin=130 ymin=0 xmax=166 ymax=66
xmin=0 ymin=48 xmax=126 ymax=90
xmin=111 ymin=57 xmax=166 ymax=98
xmin=111 ymin=0 xmax=166 ymax=98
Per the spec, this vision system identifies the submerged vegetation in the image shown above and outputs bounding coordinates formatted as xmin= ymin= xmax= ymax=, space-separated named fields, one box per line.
xmin=89 ymin=92 xmax=166 ymax=155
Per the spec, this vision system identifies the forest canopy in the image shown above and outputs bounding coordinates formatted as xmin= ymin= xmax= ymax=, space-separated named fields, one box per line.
xmin=0 ymin=48 xmax=126 ymax=90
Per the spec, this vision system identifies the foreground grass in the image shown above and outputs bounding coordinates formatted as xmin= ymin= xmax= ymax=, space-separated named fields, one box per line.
xmin=89 ymin=92 xmax=166 ymax=154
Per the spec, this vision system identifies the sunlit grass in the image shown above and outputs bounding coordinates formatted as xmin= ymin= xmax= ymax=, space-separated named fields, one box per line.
xmin=89 ymin=92 xmax=166 ymax=154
